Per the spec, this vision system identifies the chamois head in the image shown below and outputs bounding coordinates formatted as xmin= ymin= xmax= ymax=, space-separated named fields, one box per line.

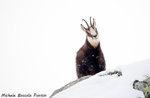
xmin=81 ymin=17 xmax=98 ymax=38
xmin=81 ymin=17 xmax=100 ymax=48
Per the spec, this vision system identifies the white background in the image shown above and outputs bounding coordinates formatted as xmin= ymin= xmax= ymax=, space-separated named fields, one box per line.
xmin=0 ymin=0 xmax=150 ymax=97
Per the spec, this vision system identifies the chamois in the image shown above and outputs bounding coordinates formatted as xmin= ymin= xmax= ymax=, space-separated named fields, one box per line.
xmin=76 ymin=17 xmax=106 ymax=78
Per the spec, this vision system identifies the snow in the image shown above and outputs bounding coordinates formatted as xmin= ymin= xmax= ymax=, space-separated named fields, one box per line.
xmin=52 ymin=59 xmax=150 ymax=98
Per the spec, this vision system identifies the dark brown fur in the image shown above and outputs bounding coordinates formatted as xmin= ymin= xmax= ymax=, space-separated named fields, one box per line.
xmin=76 ymin=38 xmax=106 ymax=78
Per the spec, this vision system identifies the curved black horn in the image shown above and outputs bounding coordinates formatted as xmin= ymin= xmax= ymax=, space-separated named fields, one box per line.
xmin=90 ymin=17 xmax=92 ymax=26
xmin=93 ymin=18 xmax=96 ymax=27
xmin=82 ymin=19 xmax=89 ymax=28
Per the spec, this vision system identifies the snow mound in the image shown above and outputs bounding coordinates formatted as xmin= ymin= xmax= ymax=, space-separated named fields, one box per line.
xmin=51 ymin=59 xmax=150 ymax=98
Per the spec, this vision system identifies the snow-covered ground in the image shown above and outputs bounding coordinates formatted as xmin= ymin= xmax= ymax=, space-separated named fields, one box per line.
xmin=52 ymin=59 xmax=150 ymax=98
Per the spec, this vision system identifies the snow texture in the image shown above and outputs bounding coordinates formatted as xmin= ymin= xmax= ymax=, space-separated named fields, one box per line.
xmin=52 ymin=59 xmax=150 ymax=98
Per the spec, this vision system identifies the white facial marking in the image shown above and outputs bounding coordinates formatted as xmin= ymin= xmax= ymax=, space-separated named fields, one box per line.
xmin=87 ymin=35 xmax=100 ymax=48
xmin=90 ymin=27 xmax=96 ymax=36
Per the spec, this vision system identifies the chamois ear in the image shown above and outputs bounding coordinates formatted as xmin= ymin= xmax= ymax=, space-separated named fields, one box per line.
xmin=80 ymin=24 xmax=86 ymax=32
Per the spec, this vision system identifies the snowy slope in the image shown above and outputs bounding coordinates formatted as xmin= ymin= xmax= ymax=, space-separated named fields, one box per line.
xmin=52 ymin=59 xmax=150 ymax=98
